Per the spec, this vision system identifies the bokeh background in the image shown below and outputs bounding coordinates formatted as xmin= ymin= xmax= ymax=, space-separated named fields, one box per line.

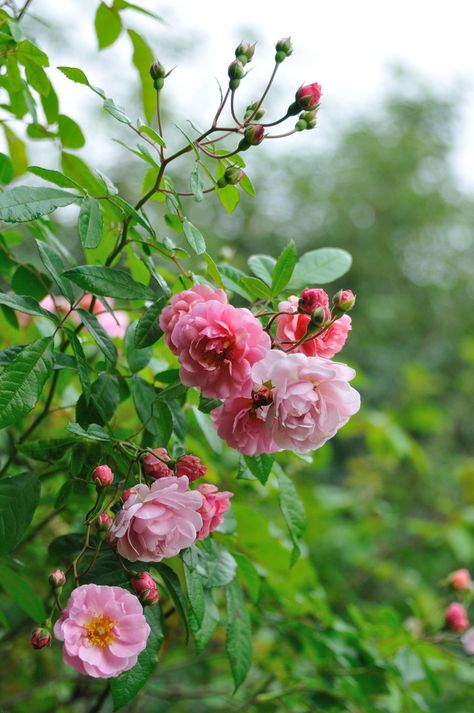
xmin=2 ymin=1 xmax=474 ymax=711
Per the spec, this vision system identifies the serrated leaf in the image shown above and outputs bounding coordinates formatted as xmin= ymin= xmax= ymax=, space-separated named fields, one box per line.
xmin=0 ymin=345 xmax=25 ymax=366
xmin=78 ymin=196 xmax=103 ymax=249
xmin=272 ymin=240 xmax=297 ymax=295
xmin=189 ymin=590 xmax=219 ymax=654
xmin=104 ymin=97 xmax=130 ymax=124
xmin=0 ymin=186 xmax=79 ymax=223
xmin=217 ymin=184 xmax=240 ymax=213
xmin=0 ymin=292 xmax=59 ymax=323
xmin=63 ymin=265 xmax=153 ymax=300
xmin=95 ymin=2 xmax=122 ymax=49
xmin=67 ymin=329 xmax=91 ymax=402
xmin=0 ymin=152 xmax=13 ymax=184
xmin=225 ymin=578 xmax=252 ymax=691
xmin=76 ymin=308 xmax=117 ymax=364
xmin=240 ymin=276 xmax=271 ymax=300
xmin=218 ymin=264 xmax=253 ymax=301
xmin=198 ymin=539 xmax=237 ymax=588
xmin=0 ymin=337 xmax=54 ymax=430
xmin=0 ymin=563 xmax=46 ymax=621
xmin=190 ymin=165 xmax=204 ymax=202
xmin=289 ymin=248 xmax=353 ymax=289
xmin=244 ymin=454 xmax=274 ymax=485
xmin=134 ymin=297 xmax=166 ymax=348
xmin=274 ymin=463 xmax=306 ymax=565
xmin=183 ymin=218 xmax=206 ymax=255
xmin=57 ymin=66 xmax=106 ymax=98
xmin=0 ymin=472 xmax=41 ymax=555
xmin=36 ymin=239 xmax=75 ymax=303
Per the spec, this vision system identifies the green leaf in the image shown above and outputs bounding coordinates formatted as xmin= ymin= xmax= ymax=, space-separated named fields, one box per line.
xmin=240 ymin=276 xmax=271 ymax=300
xmin=57 ymin=114 xmax=85 ymax=149
xmin=125 ymin=322 xmax=151 ymax=373
xmin=0 ymin=472 xmax=41 ymax=555
xmin=0 ymin=563 xmax=46 ymax=622
xmin=28 ymin=165 xmax=83 ymax=190
xmin=274 ymin=463 xmax=306 ymax=564
xmin=0 ymin=345 xmax=25 ymax=366
xmin=272 ymin=240 xmax=297 ymax=295
xmin=78 ymin=196 xmax=103 ymax=249
xmin=191 ymin=407 xmax=223 ymax=453
xmin=203 ymin=252 xmax=224 ymax=288
xmin=233 ymin=553 xmax=261 ymax=604
xmin=0 ymin=186 xmax=79 ymax=223
xmin=111 ymin=604 xmax=164 ymax=710
xmin=199 ymin=539 xmax=237 ymax=588
xmin=183 ymin=218 xmax=206 ymax=255
xmin=0 ymin=292 xmax=58 ymax=323
xmin=76 ymin=373 xmax=119 ymax=427
xmin=66 ymin=422 xmax=111 ymax=442
xmin=131 ymin=376 xmax=173 ymax=444
xmin=153 ymin=562 xmax=189 ymax=640
xmin=19 ymin=437 xmax=75 ymax=462
xmin=182 ymin=547 xmax=205 ymax=627
xmin=134 ymin=297 xmax=166 ymax=348
xmin=24 ymin=61 xmax=50 ymax=96
xmin=36 ymin=239 xmax=75 ymax=303
xmin=244 ymin=454 xmax=274 ymax=485
xmin=137 ymin=123 xmax=165 ymax=147
xmin=225 ymin=578 xmax=252 ymax=691
xmin=103 ymin=97 xmax=130 ymax=124
xmin=0 ymin=152 xmax=13 ymax=184
xmin=127 ymin=29 xmax=155 ymax=122
xmin=76 ymin=308 xmax=117 ymax=364
xmin=289 ymin=248 xmax=353 ymax=289
xmin=57 ymin=65 xmax=89 ymax=86
xmin=0 ymin=337 xmax=54 ymax=430
xmin=67 ymin=329 xmax=91 ymax=402
xmin=190 ymin=165 xmax=204 ymax=202
xmin=16 ymin=40 xmax=49 ymax=67
xmin=95 ymin=2 xmax=122 ymax=49
xmin=189 ymin=590 xmax=219 ymax=654
xmin=217 ymin=184 xmax=240 ymax=213
xmin=63 ymin=265 xmax=153 ymax=300
xmin=248 ymin=254 xmax=275 ymax=287
xmin=218 ymin=264 xmax=253 ymax=301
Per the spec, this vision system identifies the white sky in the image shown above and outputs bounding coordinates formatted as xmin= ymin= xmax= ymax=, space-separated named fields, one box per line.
xmin=22 ymin=0 xmax=474 ymax=188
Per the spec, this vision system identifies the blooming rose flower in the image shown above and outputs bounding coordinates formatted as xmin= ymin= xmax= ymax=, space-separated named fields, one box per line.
xmin=462 ymin=628 xmax=474 ymax=655
xmin=252 ymin=350 xmax=360 ymax=453
xmin=175 ymin=454 xmax=207 ymax=482
xmin=448 ymin=568 xmax=471 ymax=592
xmin=109 ymin=477 xmax=203 ymax=562
xmin=211 ymin=396 xmax=279 ymax=455
xmin=196 ymin=484 xmax=233 ymax=539
xmin=54 ymin=584 xmax=150 ymax=678
xmin=159 ymin=285 xmax=227 ymax=354
xmin=143 ymin=448 xmax=172 ymax=479
xmin=445 ymin=602 xmax=469 ymax=632
xmin=276 ymin=295 xmax=351 ymax=358
xmin=172 ymin=301 xmax=270 ymax=399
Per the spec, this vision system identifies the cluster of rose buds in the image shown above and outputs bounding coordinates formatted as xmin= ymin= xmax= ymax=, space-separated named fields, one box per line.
xmin=142 ymin=448 xmax=208 ymax=482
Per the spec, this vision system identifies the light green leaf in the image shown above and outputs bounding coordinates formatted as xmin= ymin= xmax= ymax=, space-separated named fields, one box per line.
xmin=58 ymin=114 xmax=85 ymax=149
xmin=127 ymin=29 xmax=155 ymax=122
xmin=183 ymin=218 xmax=206 ymax=255
xmin=63 ymin=265 xmax=153 ymax=300
xmin=66 ymin=422 xmax=111 ymax=442
xmin=191 ymin=406 xmax=223 ymax=453
xmin=0 ymin=293 xmax=59 ymax=324
xmin=28 ymin=165 xmax=83 ymax=190
xmin=225 ymin=578 xmax=252 ymax=691
xmin=131 ymin=376 xmax=173 ymax=444
xmin=134 ymin=297 xmax=166 ymax=348
xmin=16 ymin=40 xmax=49 ymax=67
xmin=217 ymin=184 xmax=240 ymax=213
xmin=103 ymin=98 xmax=130 ymax=124
xmin=199 ymin=540 xmax=237 ymax=588
xmin=78 ymin=196 xmax=103 ymax=249
xmin=0 ymin=563 xmax=46 ymax=621
xmin=0 ymin=472 xmax=41 ymax=556
xmin=272 ymin=240 xmax=297 ymax=295
xmin=0 ymin=186 xmax=79 ymax=223
xmin=190 ymin=165 xmax=204 ymax=202
xmin=240 ymin=276 xmax=271 ymax=300
xmin=57 ymin=66 xmax=106 ymax=98
xmin=289 ymin=248 xmax=353 ymax=289
xmin=274 ymin=462 xmax=306 ymax=565
xmin=203 ymin=253 xmax=224 ymax=288
xmin=248 ymin=254 xmax=275 ymax=287
xmin=95 ymin=2 xmax=122 ymax=49
xmin=36 ymin=239 xmax=75 ymax=303
xmin=189 ymin=590 xmax=219 ymax=654
xmin=0 ymin=337 xmax=54 ymax=430
xmin=218 ymin=264 xmax=253 ymax=301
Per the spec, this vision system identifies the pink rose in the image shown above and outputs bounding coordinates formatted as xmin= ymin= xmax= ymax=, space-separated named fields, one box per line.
xmin=159 ymin=285 xmax=227 ymax=354
xmin=196 ymin=483 xmax=233 ymax=539
xmin=252 ymin=350 xmax=360 ymax=453
xmin=276 ymin=296 xmax=351 ymax=358
xmin=109 ymin=477 xmax=203 ymax=562
xmin=211 ymin=396 xmax=279 ymax=455
xmin=142 ymin=448 xmax=172 ymax=479
xmin=445 ymin=602 xmax=469 ymax=632
xmin=295 ymin=82 xmax=322 ymax=111
xmin=54 ymin=583 xmax=150 ymax=678
xmin=172 ymin=301 xmax=270 ymax=399
xmin=175 ymin=454 xmax=207 ymax=482
xmin=298 ymin=288 xmax=331 ymax=317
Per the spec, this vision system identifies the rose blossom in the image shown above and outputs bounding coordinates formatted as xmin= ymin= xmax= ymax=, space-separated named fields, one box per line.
xmin=276 ymin=295 xmax=351 ymax=358
xmin=109 ymin=477 xmax=203 ymax=562
xmin=211 ymin=396 xmax=279 ymax=455
xmin=252 ymin=350 xmax=360 ymax=453
xmin=54 ymin=583 xmax=150 ymax=678
xmin=159 ymin=285 xmax=227 ymax=354
xmin=172 ymin=301 xmax=270 ymax=399
xmin=196 ymin=484 xmax=233 ymax=539
xmin=143 ymin=448 xmax=172 ymax=479
xmin=175 ymin=454 xmax=207 ymax=482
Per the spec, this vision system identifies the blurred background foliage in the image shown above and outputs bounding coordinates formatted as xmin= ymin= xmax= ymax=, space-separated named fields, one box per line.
xmin=1 ymin=3 xmax=474 ymax=712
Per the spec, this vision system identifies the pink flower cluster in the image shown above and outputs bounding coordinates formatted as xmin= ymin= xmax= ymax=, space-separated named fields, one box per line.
xmin=160 ymin=285 xmax=360 ymax=456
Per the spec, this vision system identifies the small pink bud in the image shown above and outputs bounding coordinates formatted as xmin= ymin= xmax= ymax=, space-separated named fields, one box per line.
xmin=143 ymin=448 xmax=173 ymax=479
xmin=96 ymin=512 xmax=113 ymax=533
xmin=449 ymin=569 xmax=472 ymax=592
xmin=298 ymin=288 xmax=330 ymax=316
xmin=130 ymin=572 xmax=160 ymax=606
xmin=175 ymin=454 xmax=207 ymax=482
xmin=295 ymin=83 xmax=322 ymax=111
xmin=31 ymin=627 xmax=51 ymax=650
xmin=244 ymin=124 xmax=265 ymax=146
xmin=332 ymin=289 xmax=356 ymax=313
xmin=445 ymin=602 xmax=469 ymax=632
xmin=251 ymin=384 xmax=273 ymax=408
xmin=48 ymin=569 xmax=66 ymax=589
xmin=93 ymin=464 xmax=114 ymax=487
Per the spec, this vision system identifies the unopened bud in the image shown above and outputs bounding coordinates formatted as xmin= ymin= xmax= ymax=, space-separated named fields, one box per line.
xmin=309 ymin=306 xmax=326 ymax=329
xmin=332 ymin=289 xmax=356 ymax=313
xmin=96 ymin=512 xmax=113 ymax=534
xmin=217 ymin=166 xmax=244 ymax=188
xmin=298 ymin=288 xmax=330 ymax=316
xmin=300 ymin=110 xmax=317 ymax=130
xmin=295 ymin=119 xmax=307 ymax=132
xmin=252 ymin=385 xmax=273 ymax=408
xmin=31 ymin=627 xmax=51 ymax=650
xmin=143 ymin=448 xmax=173 ymax=479
xmin=228 ymin=59 xmax=245 ymax=90
xmin=238 ymin=124 xmax=265 ymax=152
xmin=275 ymin=36 xmax=293 ymax=63
xmin=131 ymin=572 xmax=160 ymax=606
xmin=93 ymin=464 xmax=114 ymax=487
xmin=149 ymin=61 xmax=166 ymax=80
xmin=235 ymin=41 xmax=255 ymax=65
xmin=244 ymin=101 xmax=265 ymax=121
xmin=48 ymin=568 xmax=66 ymax=589
xmin=449 ymin=569 xmax=472 ymax=592
xmin=175 ymin=454 xmax=207 ymax=482
xmin=445 ymin=602 xmax=469 ymax=632
xmin=288 ymin=82 xmax=322 ymax=116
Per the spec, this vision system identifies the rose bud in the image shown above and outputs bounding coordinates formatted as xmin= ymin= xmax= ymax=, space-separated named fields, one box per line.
xmin=143 ymin=448 xmax=173 ymax=479
xmin=175 ymin=454 xmax=207 ymax=482
xmin=93 ymin=464 xmax=114 ymax=487
xmin=449 ymin=569 xmax=472 ymax=592
xmin=238 ymin=124 xmax=265 ymax=151
xmin=48 ymin=569 xmax=66 ymax=589
xmin=332 ymin=289 xmax=356 ymax=313
xmin=31 ymin=627 xmax=51 ymax=650
xmin=244 ymin=101 xmax=265 ymax=122
xmin=228 ymin=58 xmax=245 ymax=90
xmin=251 ymin=384 xmax=273 ymax=408
xmin=298 ymin=288 xmax=330 ymax=316
xmin=131 ymin=572 xmax=160 ymax=605
xmin=96 ymin=512 xmax=113 ymax=534
xmin=149 ymin=60 xmax=166 ymax=91
xmin=295 ymin=83 xmax=322 ymax=111
xmin=235 ymin=41 xmax=255 ymax=65
xmin=122 ymin=488 xmax=133 ymax=502
xmin=295 ymin=118 xmax=307 ymax=132
xmin=445 ymin=602 xmax=469 ymax=632
xmin=299 ymin=110 xmax=317 ymax=130
xmin=275 ymin=36 xmax=293 ymax=63
xmin=217 ymin=166 xmax=244 ymax=188
xmin=309 ymin=306 xmax=327 ymax=330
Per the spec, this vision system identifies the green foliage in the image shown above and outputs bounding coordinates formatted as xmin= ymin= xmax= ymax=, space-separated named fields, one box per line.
xmin=0 ymin=472 xmax=40 ymax=555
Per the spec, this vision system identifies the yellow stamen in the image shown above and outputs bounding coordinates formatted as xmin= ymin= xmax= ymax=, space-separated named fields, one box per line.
xmin=85 ymin=614 xmax=116 ymax=648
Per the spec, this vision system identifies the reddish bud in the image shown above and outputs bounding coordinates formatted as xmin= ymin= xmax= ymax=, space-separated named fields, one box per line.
xmin=298 ymin=288 xmax=330 ymax=316
xmin=93 ymin=464 xmax=114 ymax=487
xmin=238 ymin=124 xmax=265 ymax=152
xmin=175 ymin=454 xmax=207 ymax=482
xmin=149 ymin=61 xmax=166 ymax=80
xmin=309 ymin=306 xmax=327 ymax=329
xmin=143 ymin=448 xmax=173 ymax=480
xmin=251 ymin=385 xmax=273 ymax=408
xmin=96 ymin=512 xmax=113 ymax=533
xmin=48 ymin=568 xmax=66 ymax=589
xmin=449 ymin=569 xmax=472 ymax=592
xmin=131 ymin=572 xmax=160 ymax=606
xmin=445 ymin=602 xmax=469 ymax=632
xmin=122 ymin=488 xmax=133 ymax=502
xmin=31 ymin=627 xmax=51 ymax=650
xmin=332 ymin=289 xmax=356 ymax=313
xmin=295 ymin=83 xmax=322 ymax=111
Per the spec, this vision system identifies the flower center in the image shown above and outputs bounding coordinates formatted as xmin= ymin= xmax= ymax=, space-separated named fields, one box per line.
xmin=85 ymin=614 xmax=117 ymax=648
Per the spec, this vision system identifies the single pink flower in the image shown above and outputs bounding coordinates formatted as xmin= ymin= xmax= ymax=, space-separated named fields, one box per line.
xmin=211 ymin=396 xmax=279 ymax=455
xmin=54 ymin=584 xmax=150 ymax=678
xmin=175 ymin=454 xmax=207 ymax=482
xmin=252 ymin=350 xmax=360 ymax=454
xmin=276 ymin=295 xmax=351 ymax=358
xmin=196 ymin=484 xmax=233 ymax=539
xmin=449 ymin=568 xmax=471 ymax=592
xmin=159 ymin=285 xmax=227 ymax=354
xmin=109 ymin=477 xmax=203 ymax=562
xmin=445 ymin=602 xmax=469 ymax=632
xmin=143 ymin=448 xmax=172 ymax=479
xmin=172 ymin=301 xmax=270 ymax=399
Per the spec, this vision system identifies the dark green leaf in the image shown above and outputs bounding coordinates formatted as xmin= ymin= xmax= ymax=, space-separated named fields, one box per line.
xmin=131 ymin=376 xmax=173 ymax=444
xmin=66 ymin=422 xmax=111 ymax=442
xmin=0 ymin=563 xmax=46 ymax=621
xmin=183 ymin=218 xmax=206 ymax=255
xmin=0 ymin=337 xmax=54 ymax=429
xmin=274 ymin=463 xmax=306 ymax=564
xmin=76 ymin=373 xmax=119 ymax=426
xmin=0 ymin=292 xmax=58 ymax=323
xmin=95 ymin=2 xmax=122 ymax=49
xmin=189 ymin=590 xmax=219 ymax=654
xmin=289 ymin=248 xmax=353 ymax=289
xmin=182 ymin=547 xmax=205 ymax=627
xmin=240 ymin=276 xmax=271 ymax=300
xmin=0 ymin=186 xmax=79 ymax=223
xmin=218 ymin=264 xmax=253 ymax=301
xmin=272 ymin=240 xmax=297 ymax=295
xmin=225 ymin=578 xmax=252 ymax=691
xmin=0 ymin=472 xmax=41 ymax=555
xmin=0 ymin=345 xmax=25 ymax=366
xmin=198 ymin=539 xmax=237 ymax=588
xmin=153 ymin=562 xmax=189 ymax=640
xmin=67 ymin=329 xmax=91 ymax=402
xmin=35 ymin=239 xmax=75 ymax=303
xmin=19 ymin=437 xmax=75 ymax=462
xmin=63 ymin=265 xmax=153 ymax=300
xmin=125 ymin=322 xmax=152 ymax=372
xmin=78 ymin=196 xmax=103 ymax=249
xmin=134 ymin=297 xmax=166 ymax=348
xmin=244 ymin=454 xmax=274 ymax=485
xmin=76 ymin=308 xmax=117 ymax=364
